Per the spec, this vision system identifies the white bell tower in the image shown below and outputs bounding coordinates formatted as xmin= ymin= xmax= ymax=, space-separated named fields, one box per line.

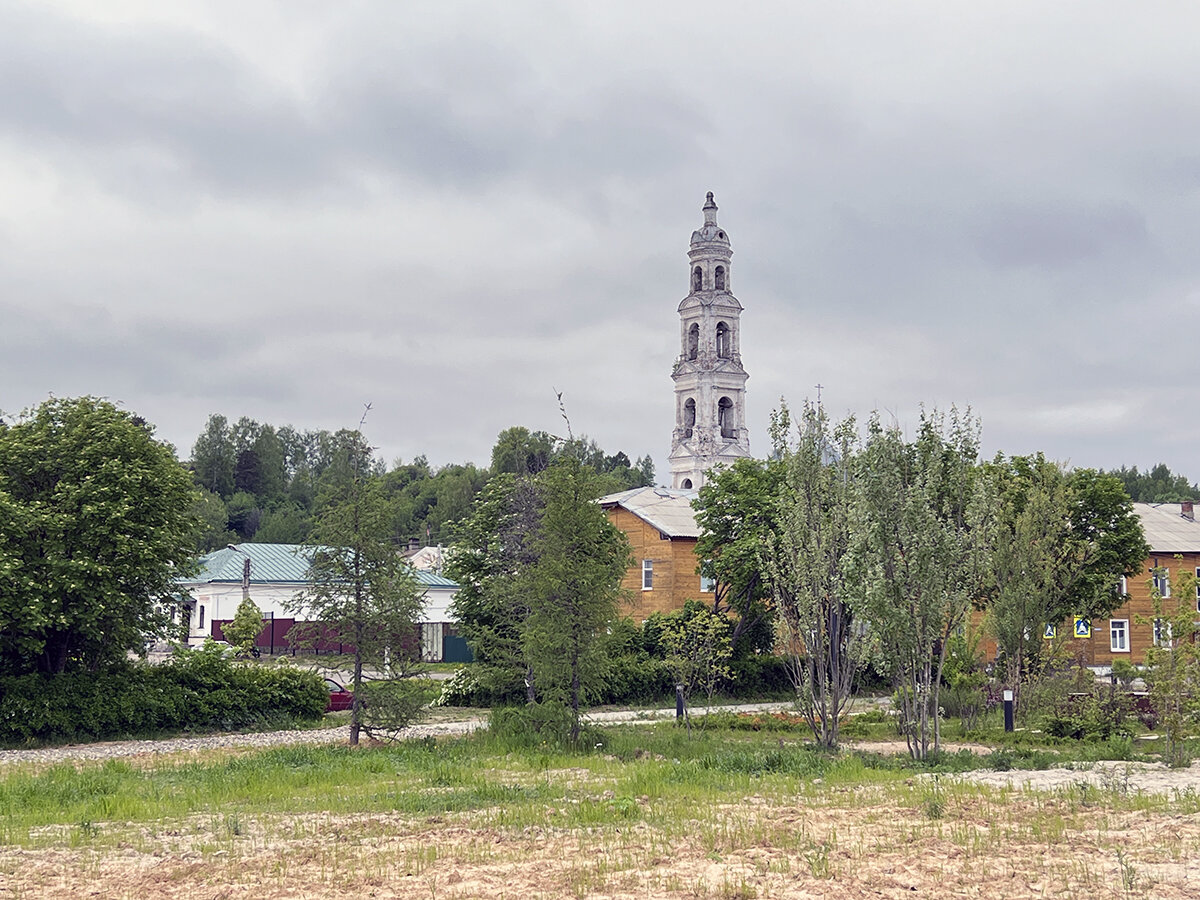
xmin=668 ymin=192 xmax=751 ymax=491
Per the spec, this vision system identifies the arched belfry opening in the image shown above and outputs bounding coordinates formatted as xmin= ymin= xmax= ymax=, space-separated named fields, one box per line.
xmin=718 ymin=396 xmax=734 ymax=438
xmin=670 ymin=192 xmax=751 ymax=491
xmin=715 ymin=321 xmax=730 ymax=359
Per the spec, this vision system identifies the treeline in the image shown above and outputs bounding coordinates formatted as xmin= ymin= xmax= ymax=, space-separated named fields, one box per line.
xmin=1102 ymin=463 xmax=1200 ymax=502
xmin=187 ymin=417 xmax=654 ymax=552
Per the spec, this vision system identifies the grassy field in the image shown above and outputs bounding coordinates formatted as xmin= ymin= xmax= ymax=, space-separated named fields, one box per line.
xmin=2 ymin=717 xmax=1199 ymax=898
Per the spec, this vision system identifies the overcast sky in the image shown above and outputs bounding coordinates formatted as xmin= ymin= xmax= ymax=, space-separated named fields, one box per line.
xmin=3 ymin=1 xmax=1199 ymax=479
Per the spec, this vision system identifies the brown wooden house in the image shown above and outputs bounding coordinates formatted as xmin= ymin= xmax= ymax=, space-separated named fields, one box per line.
xmin=598 ymin=487 xmax=713 ymax=621
xmin=1064 ymin=501 xmax=1200 ymax=669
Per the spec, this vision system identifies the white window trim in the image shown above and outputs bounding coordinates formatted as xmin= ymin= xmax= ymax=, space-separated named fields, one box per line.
xmin=699 ymin=574 xmax=715 ymax=593
xmin=1154 ymin=568 xmax=1171 ymax=598
xmin=1110 ymin=619 xmax=1129 ymax=653
xmin=1118 ymin=575 xmax=1128 ymax=596
xmin=641 ymin=559 xmax=653 ymax=591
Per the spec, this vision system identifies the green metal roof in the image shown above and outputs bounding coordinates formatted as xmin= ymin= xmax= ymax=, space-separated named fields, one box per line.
xmin=189 ymin=543 xmax=458 ymax=589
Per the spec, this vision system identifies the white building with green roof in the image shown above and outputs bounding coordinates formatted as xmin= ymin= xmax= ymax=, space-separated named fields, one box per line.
xmin=177 ymin=543 xmax=467 ymax=662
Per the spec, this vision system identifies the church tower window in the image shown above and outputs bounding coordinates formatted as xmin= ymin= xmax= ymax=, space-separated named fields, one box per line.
xmin=692 ymin=266 xmax=703 ymax=292
xmin=715 ymin=321 xmax=730 ymax=359
xmin=715 ymin=265 xmax=726 ymax=290
xmin=718 ymin=397 xmax=734 ymax=438
xmin=687 ymin=323 xmax=699 ymax=360
xmin=683 ymin=397 xmax=696 ymax=436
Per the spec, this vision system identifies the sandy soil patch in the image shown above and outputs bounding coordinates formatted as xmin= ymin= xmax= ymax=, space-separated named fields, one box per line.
xmin=4 ymin=764 xmax=1200 ymax=899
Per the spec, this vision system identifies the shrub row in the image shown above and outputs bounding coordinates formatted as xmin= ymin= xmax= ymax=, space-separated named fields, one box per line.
xmin=0 ymin=649 xmax=327 ymax=745
xmin=436 ymin=654 xmax=793 ymax=707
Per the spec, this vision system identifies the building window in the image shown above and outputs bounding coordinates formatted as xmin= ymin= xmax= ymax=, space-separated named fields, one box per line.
xmin=692 ymin=266 xmax=703 ymax=292
xmin=681 ymin=478 xmax=692 ymax=489
xmin=683 ymin=397 xmax=696 ymax=437
xmin=1154 ymin=618 xmax=1174 ymax=647
xmin=687 ymin=323 xmax=699 ymax=360
xmin=1117 ymin=575 xmax=1128 ymax=596
xmin=718 ymin=396 xmax=734 ymax=438
xmin=700 ymin=574 xmax=715 ymax=593
xmin=715 ymin=321 xmax=730 ymax=358
xmin=1153 ymin=568 xmax=1171 ymax=598
xmin=642 ymin=559 xmax=653 ymax=591
xmin=1110 ymin=619 xmax=1129 ymax=653
xmin=199 ymin=605 xmax=205 ymax=629
xmin=714 ymin=265 xmax=726 ymax=290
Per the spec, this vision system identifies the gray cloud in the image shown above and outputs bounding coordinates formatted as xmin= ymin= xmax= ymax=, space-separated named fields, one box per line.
xmin=4 ymin=1 xmax=1200 ymax=482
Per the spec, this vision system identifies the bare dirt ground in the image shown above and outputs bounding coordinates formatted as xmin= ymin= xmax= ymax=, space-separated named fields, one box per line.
xmin=4 ymin=747 xmax=1200 ymax=899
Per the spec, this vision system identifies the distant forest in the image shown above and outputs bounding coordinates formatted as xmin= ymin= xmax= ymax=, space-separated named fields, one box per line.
xmin=1102 ymin=463 xmax=1200 ymax=503
xmin=187 ymin=415 xmax=654 ymax=553
xmin=185 ymin=411 xmax=1196 ymax=556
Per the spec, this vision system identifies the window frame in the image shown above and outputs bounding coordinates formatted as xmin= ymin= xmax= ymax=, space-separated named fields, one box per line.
xmin=641 ymin=559 xmax=653 ymax=591
xmin=1110 ymin=618 xmax=1130 ymax=653
xmin=1153 ymin=567 xmax=1171 ymax=599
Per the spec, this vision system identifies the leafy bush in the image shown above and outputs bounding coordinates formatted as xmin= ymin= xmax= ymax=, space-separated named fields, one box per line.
xmin=487 ymin=702 xmax=596 ymax=749
xmin=726 ymin=656 xmax=793 ymax=697
xmin=595 ymin=655 xmax=674 ymax=704
xmin=1042 ymin=689 xmax=1133 ymax=741
xmin=433 ymin=665 xmax=525 ymax=707
xmin=0 ymin=647 xmax=326 ymax=745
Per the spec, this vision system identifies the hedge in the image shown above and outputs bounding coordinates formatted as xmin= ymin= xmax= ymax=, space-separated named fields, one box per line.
xmin=0 ymin=649 xmax=327 ymax=745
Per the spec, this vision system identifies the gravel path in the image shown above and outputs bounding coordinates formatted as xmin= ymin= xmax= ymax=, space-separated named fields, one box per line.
xmin=0 ymin=720 xmax=485 ymax=767
xmin=0 ymin=702 xmax=799 ymax=767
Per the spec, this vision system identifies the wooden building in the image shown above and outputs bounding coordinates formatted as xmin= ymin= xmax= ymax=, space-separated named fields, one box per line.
xmin=598 ymin=487 xmax=713 ymax=620
xmin=1066 ymin=502 xmax=1200 ymax=669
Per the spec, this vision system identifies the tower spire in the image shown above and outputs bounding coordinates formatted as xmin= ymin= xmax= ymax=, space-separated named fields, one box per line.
xmin=668 ymin=194 xmax=750 ymax=491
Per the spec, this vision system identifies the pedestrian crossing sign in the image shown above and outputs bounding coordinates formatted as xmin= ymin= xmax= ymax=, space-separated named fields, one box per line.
xmin=1073 ymin=617 xmax=1091 ymax=638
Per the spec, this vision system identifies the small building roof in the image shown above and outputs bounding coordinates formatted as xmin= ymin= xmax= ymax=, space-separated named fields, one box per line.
xmin=598 ymin=486 xmax=700 ymax=539
xmin=1133 ymin=503 xmax=1200 ymax=554
xmin=188 ymin=543 xmax=458 ymax=588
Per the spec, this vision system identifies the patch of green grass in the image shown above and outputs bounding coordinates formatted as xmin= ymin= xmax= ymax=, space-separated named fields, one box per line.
xmin=3 ymin=715 xmax=1197 ymax=856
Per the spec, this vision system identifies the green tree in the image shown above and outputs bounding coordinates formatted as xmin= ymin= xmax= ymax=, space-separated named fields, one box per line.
xmin=767 ymin=401 xmax=861 ymax=749
xmin=847 ymin=410 xmax=993 ymax=760
xmin=986 ymin=454 xmax=1071 ymax=709
xmin=290 ymin=421 xmax=426 ymax=745
xmin=985 ymin=457 xmax=1147 ymax=710
xmin=223 ymin=594 xmax=264 ymax=656
xmin=190 ymin=414 xmax=235 ymax=498
xmin=193 ymin=487 xmax=238 ymax=553
xmin=490 ymin=426 xmax=555 ymax=476
xmin=661 ymin=603 xmax=733 ymax=734
xmin=254 ymin=502 xmax=313 ymax=543
xmin=446 ymin=473 xmax=543 ymax=701
xmin=1061 ymin=468 xmax=1150 ymax=619
xmin=693 ymin=456 xmax=781 ymax=655
xmin=0 ymin=397 xmax=201 ymax=675
xmin=520 ymin=458 xmax=632 ymax=742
